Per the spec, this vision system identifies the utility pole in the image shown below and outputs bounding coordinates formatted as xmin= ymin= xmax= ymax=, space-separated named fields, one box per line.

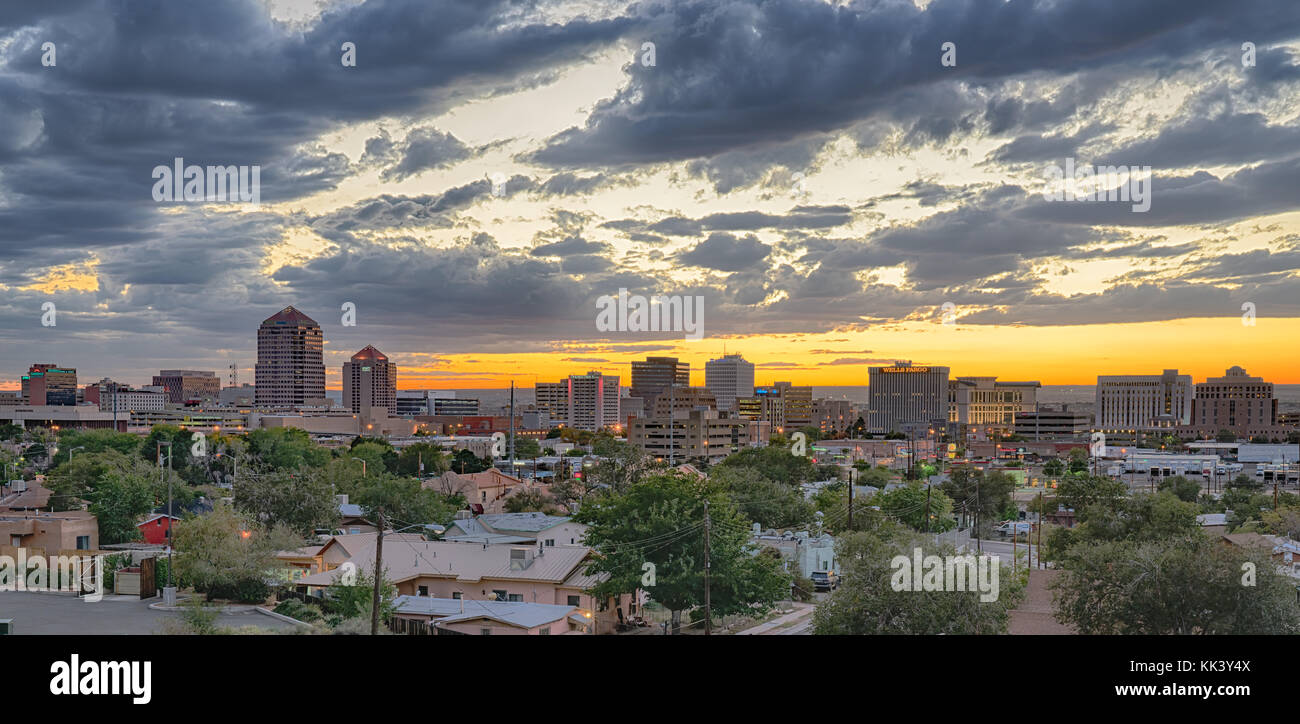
xmin=923 ymin=479 xmax=932 ymax=533
xmin=371 ymin=507 xmax=384 ymax=635
xmin=1037 ymin=490 xmax=1044 ymax=569
xmin=1275 ymin=482 xmax=1280 ymax=511
xmin=703 ymin=499 xmax=711 ymax=636
xmin=975 ymin=474 xmax=981 ymax=553
xmin=508 ymin=381 xmax=516 ymax=473
xmin=847 ymin=468 xmax=854 ymax=530
xmin=158 ymin=441 xmax=174 ymax=591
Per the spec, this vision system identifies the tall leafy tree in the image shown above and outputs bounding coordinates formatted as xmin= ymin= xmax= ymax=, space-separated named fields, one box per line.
xmin=233 ymin=468 xmax=338 ymax=535
xmin=89 ymin=469 xmax=155 ymax=545
xmin=813 ymin=525 xmax=1025 ymax=635
xmin=246 ymin=427 xmax=329 ymax=471
xmin=1052 ymin=534 xmax=1300 ymax=634
xmin=575 ymin=472 xmax=788 ymax=633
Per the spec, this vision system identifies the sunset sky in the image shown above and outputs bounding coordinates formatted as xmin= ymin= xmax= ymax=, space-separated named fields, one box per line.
xmin=2 ymin=0 xmax=1298 ymax=390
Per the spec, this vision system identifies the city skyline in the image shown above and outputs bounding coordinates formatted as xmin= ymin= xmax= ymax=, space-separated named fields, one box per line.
xmin=2 ymin=1 xmax=1298 ymax=387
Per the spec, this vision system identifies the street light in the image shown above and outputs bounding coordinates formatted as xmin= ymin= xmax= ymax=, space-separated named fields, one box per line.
xmin=351 ymin=457 xmax=367 ymax=477
xmin=67 ymin=446 xmax=85 ymax=464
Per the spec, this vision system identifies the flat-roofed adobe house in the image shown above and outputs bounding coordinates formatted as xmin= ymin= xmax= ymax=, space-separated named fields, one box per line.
xmin=423 ymin=469 xmax=526 ymax=514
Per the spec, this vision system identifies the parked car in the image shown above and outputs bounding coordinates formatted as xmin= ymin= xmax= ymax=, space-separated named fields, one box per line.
xmin=995 ymin=521 xmax=1033 ymax=537
xmin=810 ymin=571 xmax=839 ymax=591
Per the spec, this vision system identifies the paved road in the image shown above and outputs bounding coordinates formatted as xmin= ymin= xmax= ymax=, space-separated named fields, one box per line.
xmin=962 ymin=538 xmax=1041 ymax=569
xmin=0 ymin=591 xmax=298 ymax=635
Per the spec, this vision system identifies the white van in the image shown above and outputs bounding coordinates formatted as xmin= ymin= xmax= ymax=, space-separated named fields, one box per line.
xmin=996 ymin=521 xmax=1033 ymax=537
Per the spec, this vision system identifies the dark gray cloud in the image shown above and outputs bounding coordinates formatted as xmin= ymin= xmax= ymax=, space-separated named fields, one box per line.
xmin=533 ymin=0 xmax=1300 ymax=167
xmin=677 ymin=232 xmax=772 ymax=271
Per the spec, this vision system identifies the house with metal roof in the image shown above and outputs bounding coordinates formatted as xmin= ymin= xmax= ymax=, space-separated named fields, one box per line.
xmin=293 ymin=538 xmax=635 ymax=634
xmin=391 ymin=595 xmax=592 ymax=635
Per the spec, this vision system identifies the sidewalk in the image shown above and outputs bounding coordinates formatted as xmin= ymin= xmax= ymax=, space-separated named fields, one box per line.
xmin=735 ymin=603 xmax=814 ymax=635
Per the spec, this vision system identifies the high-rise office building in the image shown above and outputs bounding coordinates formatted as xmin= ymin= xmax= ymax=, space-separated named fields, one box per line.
xmin=153 ymin=370 xmax=221 ymax=404
xmin=535 ymin=382 xmax=569 ymax=423
xmin=736 ymin=381 xmax=814 ymax=431
xmin=867 ymin=361 xmax=950 ymax=434
xmin=630 ymin=357 xmax=689 ymax=407
xmin=705 ymin=354 xmax=755 ymax=412
xmin=22 ymin=364 xmax=77 ymax=406
xmin=1188 ymin=366 xmax=1278 ymax=438
xmin=254 ymin=306 xmax=325 ymax=409
xmin=1095 ymin=369 xmax=1192 ymax=431
xmin=343 ymin=345 xmax=397 ymax=415
xmin=567 ymin=372 xmax=620 ymax=432
xmin=651 ymin=386 xmax=717 ymax=418
xmin=535 ymin=372 xmax=620 ymax=431
xmin=947 ymin=377 xmax=1041 ymax=434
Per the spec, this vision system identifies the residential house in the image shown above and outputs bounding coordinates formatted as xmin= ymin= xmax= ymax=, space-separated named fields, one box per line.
xmin=443 ymin=512 xmax=587 ymax=547
xmin=423 ymin=469 xmax=527 ymax=514
xmin=391 ymin=596 xmax=591 ymax=635
xmin=294 ymin=539 xmax=634 ymax=634
xmin=0 ymin=510 xmax=98 ymax=556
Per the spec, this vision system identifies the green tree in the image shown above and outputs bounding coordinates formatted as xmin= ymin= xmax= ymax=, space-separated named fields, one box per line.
xmin=715 ymin=445 xmax=816 ymax=487
xmin=812 ymin=525 xmax=1025 ymax=635
xmin=46 ymin=449 xmax=132 ymax=510
xmin=1042 ymin=458 xmax=1065 ymax=477
xmin=89 ymin=469 xmax=155 ymax=544
xmin=709 ymin=466 xmax=813 ymax=529
xmin=574 ymin=472 xmax=788 ymax=634
xmin=395 ymin=442 xmax=448 ymax=477
xmin=1067 ymin=447 xmax=1089 ymax=473
xmin=1215 ymin=429 xmax=1238 ymax=443
xmin=1051 ymin=534 xmax=1300 ymax=634
xmin=349 ymin=441 xmax=395 ymax=477
xmin=875 ymin=482 xmax=955 ymax=532
xmin=173 ymin=504 xmax=303 ymax=603
xmin=450 ymin=449 xmax=491 ymax=474
xmin=1055 ymin=474 xmax=1128 ymax=514
xmin=233 ymin=468 xmax=338 ymax=535
xmin=1157 ymin=475 xmax=1201 ymax=503
xmin=55 ymin=428 xmax=141 ymax=457
xmin=940 ymin=468 xmax=1017 ymax=534
xmin=246 ymin=428 xmax=329 ymax=471
xmin=353 ymin=473 xmax=459 ymax=527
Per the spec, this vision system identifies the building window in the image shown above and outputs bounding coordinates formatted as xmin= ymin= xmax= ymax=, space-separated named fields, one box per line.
xmin=567 ymin=595 xmax=581 ymax=607
xmin=452 ymin=591 xmax=462 ymax=600
xmin=492 ymin=590 xmax=507 ymax=601
xmin=417 ymin=586 xmax=428 ymax=597
xmin=480 ymin=628 xmax=492 ymax=636
xmin=76 ymin=535 xmax=90 ymax=549
xmin=507 ymin=594 xmax=523 ymax=602
xmin=539 ymin=626 xmax=551 ymax=635
xmin=545 ymin=539 xmax=555 ymax=546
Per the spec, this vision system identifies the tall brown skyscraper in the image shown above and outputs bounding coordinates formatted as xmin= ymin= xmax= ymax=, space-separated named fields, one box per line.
xmin=343 ymin=345 xmax=397 ymax=415
xmin=630 ymin=356 xmax=689 ymax=407
xmin=254 ymin=306 xmax=325 ymax=409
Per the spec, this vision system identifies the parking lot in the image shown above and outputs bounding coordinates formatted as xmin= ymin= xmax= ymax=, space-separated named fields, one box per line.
xmin=0 ymin=591 xmax=300 ymax=635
